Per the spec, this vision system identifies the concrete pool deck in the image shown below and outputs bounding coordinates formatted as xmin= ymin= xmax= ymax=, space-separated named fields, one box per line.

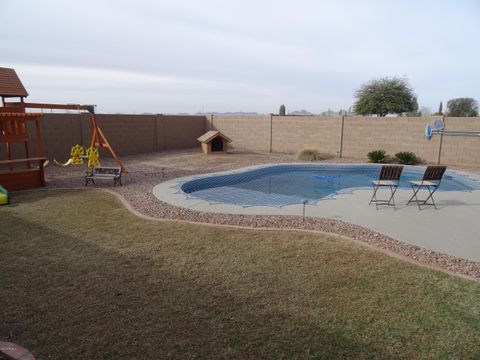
xmin=154 ymin=166 xmax=480 ymax=263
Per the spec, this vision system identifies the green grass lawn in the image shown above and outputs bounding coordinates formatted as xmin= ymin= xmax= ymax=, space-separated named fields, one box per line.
xmin=1 ymin=190 xmax=480 ymax=359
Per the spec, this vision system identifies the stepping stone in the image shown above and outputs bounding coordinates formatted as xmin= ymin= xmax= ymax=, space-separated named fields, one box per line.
xmin=0 ymin=342 xmax=36 ymax=360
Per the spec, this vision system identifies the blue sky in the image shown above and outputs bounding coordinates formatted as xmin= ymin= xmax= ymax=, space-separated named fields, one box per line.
xmin=1 ymin=0 xmax=479 ymax=114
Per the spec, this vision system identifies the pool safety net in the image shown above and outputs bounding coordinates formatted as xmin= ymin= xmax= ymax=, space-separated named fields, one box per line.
xmin=175 ymin=164 xmax=480 ymax=208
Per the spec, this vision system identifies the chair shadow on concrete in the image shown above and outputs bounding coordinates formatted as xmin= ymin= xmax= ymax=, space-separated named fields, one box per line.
xmin=434 ymin=199 xmax=480 ymax=208
xmin=371 ymin=198 xmax=480 ymax=211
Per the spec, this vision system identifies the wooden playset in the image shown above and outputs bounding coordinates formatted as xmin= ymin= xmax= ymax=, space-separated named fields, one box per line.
xmin=0 ymin=67 xmax=126 ymax=194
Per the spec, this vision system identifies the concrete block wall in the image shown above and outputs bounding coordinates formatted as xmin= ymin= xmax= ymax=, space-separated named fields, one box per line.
xmin=440 ymin=117 xmax=480 ymax=166
xmin=42 ymin=113 xmax=207 ymax=160
xmin=162 ymin=115 xmax=207 ymax=150
xmin=43 ymin=114 xmax=83 ymax=160
xmin=342 ymin=116 xmax=442 ymax=163
xmin=272 ymin=115 xmax=343 ymax=155
xmin=3 ymin=112 xmax=480 ymax=168
xmin=211 ymin=114 xmax=480 ymax=167
xmin=211 ymin=115 xmax=271 ymax=152
xmin=91 ymin=114 xmax=157 ymax=156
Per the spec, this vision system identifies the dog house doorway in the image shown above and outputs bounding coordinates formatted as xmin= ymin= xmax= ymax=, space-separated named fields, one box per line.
xmin=211 ymin=136 xmax=223 ymax=152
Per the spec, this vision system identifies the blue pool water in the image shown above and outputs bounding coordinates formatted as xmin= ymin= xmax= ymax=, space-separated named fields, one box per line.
xmin=179 ymin=164 xmax=480 ymax=207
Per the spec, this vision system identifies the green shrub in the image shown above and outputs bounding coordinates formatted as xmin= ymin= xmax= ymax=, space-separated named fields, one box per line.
xmin=297 ymin=149 xmax=333 ymax=161
xmin=367 ymin=150 xmax=387 ymax=163
xmin=395 ymin=151 xmax=418 ymax=165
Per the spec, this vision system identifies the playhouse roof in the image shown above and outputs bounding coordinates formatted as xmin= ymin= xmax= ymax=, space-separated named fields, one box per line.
xmin=197 ymin=130 xmax=232 ymax=143
xmin=0 ymin=67 xmax=29 ymax=98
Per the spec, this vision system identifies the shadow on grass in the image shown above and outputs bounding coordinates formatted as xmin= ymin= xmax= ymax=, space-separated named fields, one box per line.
xmin=1 ymin=212 xmax=376 ymax=360
xmin=1 ymin=190 xmax=480 ymax=359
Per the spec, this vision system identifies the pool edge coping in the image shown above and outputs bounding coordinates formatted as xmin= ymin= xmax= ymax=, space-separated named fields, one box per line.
xmin=153 ymin=162 xmax=480 ymax=213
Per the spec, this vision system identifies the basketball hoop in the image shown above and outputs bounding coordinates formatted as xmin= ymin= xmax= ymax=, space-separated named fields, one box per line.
xmin=425 ymin=119 xmax=480 ymax=140
xmin=425 ymin=123 xmax=433 ymax=141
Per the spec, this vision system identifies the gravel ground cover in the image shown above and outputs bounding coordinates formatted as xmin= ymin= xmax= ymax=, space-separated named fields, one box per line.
xmin=40 ymin=148 xmax=480 ymax=281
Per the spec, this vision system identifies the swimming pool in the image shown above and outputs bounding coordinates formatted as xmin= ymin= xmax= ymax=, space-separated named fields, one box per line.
xmin=179 ymin=164 xmax=480 ymax=207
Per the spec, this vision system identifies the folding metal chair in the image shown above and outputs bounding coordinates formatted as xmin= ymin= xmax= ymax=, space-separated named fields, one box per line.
xmin=407 ymin=166 xmax=447 ymax=210
xmin=369 ymin=165 xmax=404 ymax=209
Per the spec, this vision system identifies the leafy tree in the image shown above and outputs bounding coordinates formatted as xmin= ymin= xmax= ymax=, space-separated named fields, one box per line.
xmin=446 ymin=98 xmax=479 ymax=117
xmin=353 ymin=77 xmax=418 ymax=117
xmin=279 ymin=104 xmax=286 ymax=116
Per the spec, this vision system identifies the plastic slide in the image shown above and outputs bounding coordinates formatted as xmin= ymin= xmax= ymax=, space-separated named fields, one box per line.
xmin=0 ymin=185 xmax=9 ymax=205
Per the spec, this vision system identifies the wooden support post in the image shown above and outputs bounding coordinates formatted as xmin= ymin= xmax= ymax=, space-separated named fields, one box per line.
xmin=24 ymin=140 xmax=31 ymax=169
xmin=35 ymin=116 xmax=45 ymax=157
xmin=90 ymin=115 xmax=99 ymax=148
xmin=38 ymin=159 xmax=46 ymax=186
xmin=6 ymin=141 xmax=13 ymax=171
xmin=20 ymin=97 xmax=26 ymax=112
xmin=89 ymin=114 xmax=127 ymax=173
xmin=35 ymin=116 xmax=45 ymax=187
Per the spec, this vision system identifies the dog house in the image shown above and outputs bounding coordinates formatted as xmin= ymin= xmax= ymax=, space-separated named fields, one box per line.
xmin=197 ymin=130 xmax=232 ymax=154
